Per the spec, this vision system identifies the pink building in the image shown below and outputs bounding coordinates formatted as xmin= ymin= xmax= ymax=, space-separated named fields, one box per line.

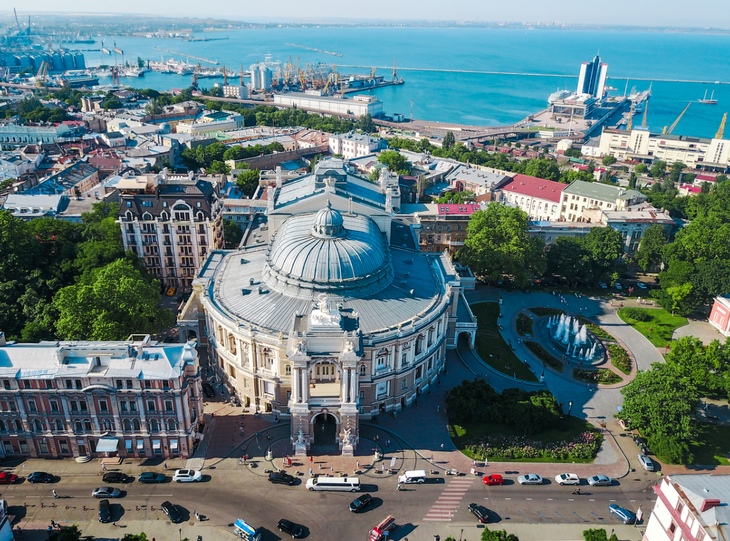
xmin=709 ymin=295 xmax=730 ymax=337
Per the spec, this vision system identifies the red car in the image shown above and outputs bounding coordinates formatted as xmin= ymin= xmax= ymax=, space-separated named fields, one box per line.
xmin=0 ymin=472 xmax=18 ymax=484
xmin=482 ymin=474 xmax=504 ymax=486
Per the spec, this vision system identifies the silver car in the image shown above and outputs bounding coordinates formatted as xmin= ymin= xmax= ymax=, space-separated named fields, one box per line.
xmin=517 ymin=473 xmax=543 ymax=485
xmin=638 ymin=454 xmax=655 ymax=471
xmin=92 ymin=486 xmax=122 ymax=498
xmin=587 ymin=475 xmax=612 ymax=486
xmin=555 ymin=473 xmax=580 ymax=486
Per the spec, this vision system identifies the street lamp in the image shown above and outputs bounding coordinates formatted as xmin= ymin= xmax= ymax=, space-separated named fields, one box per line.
xmin=178 ymin=528 xmax=182 ymax=541
xmin=568 ymin=401 xmax=574 ymax=417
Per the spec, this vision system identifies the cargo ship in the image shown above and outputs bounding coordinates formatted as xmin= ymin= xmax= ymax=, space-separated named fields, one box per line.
xmin=59 ymin=70 xmax=99 ymax=88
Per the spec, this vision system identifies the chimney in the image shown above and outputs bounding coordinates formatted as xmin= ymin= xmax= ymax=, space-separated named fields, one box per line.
xmin=701 ymin=499 xmax=721 ymax=512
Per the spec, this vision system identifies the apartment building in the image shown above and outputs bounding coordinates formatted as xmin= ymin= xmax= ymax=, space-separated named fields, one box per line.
xmin=328 ymin=132 xmax=386 ymax=160
xmin=413 ymin=203 xmax=482 ymax=253
xmin=560 ymin=180 xmax=645 ymax=222
xmin=118 ymin=170 xmax=224 ymax=289
xmin=494 ymin=174 xmax=566 ymax=221
xmin=0 ymin=333 xmax=201 ymax=460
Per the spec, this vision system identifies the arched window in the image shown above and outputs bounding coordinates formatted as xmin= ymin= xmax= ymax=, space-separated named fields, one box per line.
xmin=142 ymin=212 xmax=153 ymax=221
xmin=125 ymin=210 xmax=133 ymax=221
xmin=0 ymin=420 xmax=6 ymax=432
xmin=34 ymin=419 xmax=43 ymax=432
xmin=103 ymin=419 xmax=112 ymax=431
xmin=285 ymin=365 xmax=292 ymax=376
xmin=161 ymin=211 xmax=169 ymax=221
xmin=55 ymin=419 xmax=64 ymax=431
xmin=150 ymin=419 xmax=159 ymax=432
xmin=359 ymin=364 xmax=367 ymax=376
xmin=74 ymin=420 xmax=83 ymax=433
xmin=133 ymin=419 xmax=141 ymax=431
xmin=167 ymin=419 xmax=177 ymax=432
xmin=196 ymin=211 xmax=205 ymax=222
xmin=123 ymin=419 xmax=131 ymax=432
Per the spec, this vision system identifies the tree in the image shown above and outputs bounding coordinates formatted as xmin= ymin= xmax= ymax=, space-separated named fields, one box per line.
xmin=209 ymin=160 xmax=230 ymax=175
xmin=582 ymin=227 xmax=624 ymax=279
xmin=665 ymin=336 xmax=730 ymax=397
xmin=49 ymin=525 xmax=82 ymax=541
xmin=481 ymin=528 xmax=520 ymax=541
xmin=378 ymin=150 xmax=410 ymax=174
xmin=634 ymin=224 xmax=667 ymax=272
xmin=601 ymin=155 xmax=617 ymax=167
xmin=236 ymin=169 xmax=260 ymax=197
xmin=355 ymin=113 xmax=376 ymax=133
xmin=368 ymin=169 xmax=380 ymax=182
xmin=524 ymin=158 xmax=561 ymax=181
xmin=224 ymin=220 xmax=243 ymax=249
xmin=102 ymin=98 xmax=123 ymax=110
xmin=459 ymin=203 xmax=545 ymax=287
xmin=583 ymin=528 xmax=619 ymax=541
xmin=442 ymin=131 xmax=456 ymax=150
xmin=650 ymin=160 xmax=667 ymax=178
xmin=628 ymin=172 xmax=637 ymax=189
xmin=560 ymin=170 xmax=594 ymax=184
xmin=145 ymin=98 xmax=164 ymax=116
xmin=546 ymin=237 xmax=591 ymax=279
xmin=634 ymin=163 xmax=648 ymax=174
xmin=208 ymin=86 xmax=223 ymax=98
xmin=563 ymin=148 xmax=582 ymax=158
xmin=121 ymin=534 xmax=149 ymax=541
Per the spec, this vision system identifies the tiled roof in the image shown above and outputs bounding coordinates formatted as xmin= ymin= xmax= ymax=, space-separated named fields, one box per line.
xmin=498 ymin=174 xmax=566 ymax=203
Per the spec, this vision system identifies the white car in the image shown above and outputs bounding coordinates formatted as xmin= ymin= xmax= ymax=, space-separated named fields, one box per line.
xmin=517 ymin=473 xmax=543 ymax=485
xmin=638 ymin=454 xmax=655 ymax=471
xmin=555 ymin=473 xmax=580 ymax=486
xmin=173 ymin=469 xmax=202 ymax=483
xmin=587 ymin=475 xmax=613 ymax=486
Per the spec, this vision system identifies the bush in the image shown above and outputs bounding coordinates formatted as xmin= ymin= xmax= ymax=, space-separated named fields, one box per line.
xmin=609 ymin=344 xmax=632 ymax=375
xmin=524 ymin=341 xmax=563 ymax=372
xmin=621 ymin=307 xmax=653 ymax=322
xmin=516 ymin=313 xmax=533 ymax=336
xmin=528 ymin=307 xmax=564 ymax=317
xmin=573 ymin=368 xmax=622 ymax=385
xmin=649 ymin=434 xmax=693 ymax=465
xmin=464 ymin=431 xmax=603 ymax=461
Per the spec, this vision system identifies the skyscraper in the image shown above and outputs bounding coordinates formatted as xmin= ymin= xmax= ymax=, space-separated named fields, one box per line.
xmin=576 ymin=54 xmax=608 ymax=99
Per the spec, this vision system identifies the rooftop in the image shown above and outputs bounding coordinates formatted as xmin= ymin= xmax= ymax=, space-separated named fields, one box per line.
xmin=563 ymin=180 xmax=642 ymax=202
xmin=498 ymin=174 xmax=566 ymax=203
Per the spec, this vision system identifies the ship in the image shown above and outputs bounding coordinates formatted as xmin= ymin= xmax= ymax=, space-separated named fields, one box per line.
xmin=548 ymin=89 xmax=571 ymax=105
xmin=113 ymin=43 xmax=124 ymax=55
xmin=628 ymin=86 xmax=651 ymax=114
xmin=59 ymin=70 xmax=99 ymax=88
xmin=698 ymin=90 xmax=717 ymax=104
xmin=101 ymin=47 xmax=111 ymax=55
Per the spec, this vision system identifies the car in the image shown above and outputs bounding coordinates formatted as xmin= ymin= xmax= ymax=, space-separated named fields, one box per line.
xmin=102 ymin=472 xmax=131 ymax=484
xmin=161 ymin=501 xmax=182 ymax=523
xmin=0 ymin=472 xmax=18 ymax=484
xmin=349 ymin=493 xmax=373 ymax=513
xmin=598 ymin=282 xmax=608 ymax=289
xmin=615 ymin=283 xmax=623 ymax=290
xmin=588 ymin=475 xmax=613 ymax=486
xmin=517 ymin=474 xmax=543 ymax=485
xmin=202 ymin=382 xmax=215 ymax=398
xmin=98 ymin=499 xmax=111 ymax=523
xmin=137 ymin=472 xmax=166 ymax=484
xmin=92 ymin=487 xmax=122 ymax=498
xmin=636 ymin=282 xmax=647 ymax=290
xmin=482 ymin=474 xmax=504 ymax=486
xmin=638 ymin=454 xmax=655 ymax=471
xmin=277 ymin=519 xmax=304 ymax=538
xmin=28 ymin=472 xmax=55 ymax=484
xmin=268 ymin=471 xmax=296 ymax=485
xmin=468 ymin=503 xmax=490 ymax=523
xmin=173 ymin=469 xmax=202 ymax=483
xmin=609 ymin=504 xmax=636 ymax=524
xmin=555 ymin=473 xmax=581 ymax=486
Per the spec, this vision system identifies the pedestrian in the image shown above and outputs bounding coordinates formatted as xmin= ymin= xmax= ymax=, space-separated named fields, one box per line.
xmin=310 ymin=456 xmax=313 ymax=464
xmin=50 ymin=521 xmax=56 ymax=529
xmin=330 ymin=466 xmax=334 ymax=473
xmin=164 ymin=462 xmax=167 ymax=470
xmin=441 ymin=443 xmax=444 ymax=450
xmin=437 ymin=405 xmax=440 ymax=412
xmin=52 ymin=489 xmax=57 ymax=499
xmin=387 ymin=439 xmax=391 ymax=447
xmin=356 ymin=460 xmax=359 ymax=469
xmin=397 ymin=483 xmax=401 ymax=491
xmin=309 ymin=468 xmax=313 ymax=477
xmin=101 ymin=463 xmax=106 ymax=471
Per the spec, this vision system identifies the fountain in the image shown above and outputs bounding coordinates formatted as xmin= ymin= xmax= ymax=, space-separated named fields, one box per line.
xmin=546 ymin=314 xmax=603 ymax=364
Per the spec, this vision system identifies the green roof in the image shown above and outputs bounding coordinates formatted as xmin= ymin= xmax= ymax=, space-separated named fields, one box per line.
xmin=562 ymin=180 xmax=624 ymax=200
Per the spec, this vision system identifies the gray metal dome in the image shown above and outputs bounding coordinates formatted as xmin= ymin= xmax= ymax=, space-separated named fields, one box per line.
xmin=262 ymin=207 xmax=394 ymax=299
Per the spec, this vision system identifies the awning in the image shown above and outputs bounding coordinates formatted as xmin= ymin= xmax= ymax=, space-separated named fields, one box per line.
xmin=96 ymin=437 xmax=119 ymax=453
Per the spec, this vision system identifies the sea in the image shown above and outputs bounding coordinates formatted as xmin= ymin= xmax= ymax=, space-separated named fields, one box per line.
xmin=76 ymin=27 xmax=730 ymax=139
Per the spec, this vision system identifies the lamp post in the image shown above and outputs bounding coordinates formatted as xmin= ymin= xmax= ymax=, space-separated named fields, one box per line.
xmin=568 ymin=401 xmax=573 ymax=417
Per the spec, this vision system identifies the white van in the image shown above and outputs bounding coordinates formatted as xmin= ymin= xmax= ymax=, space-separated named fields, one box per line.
xmin=306 ymin=476 xmax=361 ymax=492
xmin=398 ymin=470 xmax=427 ymax=484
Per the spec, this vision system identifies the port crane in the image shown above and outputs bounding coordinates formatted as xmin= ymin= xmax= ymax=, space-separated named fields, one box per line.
xmin=13 ymin=8 xmax=21 ymax=33
xmin=717 ymin=113 xmax=727 ymax=139
xmin=223 ymin=64 xmax=228 ymax=86
xmin=626 ymin=102 xmax=635 ymax=131
xmin=35 ymin=60 xmax=49 ymax=88
xmin=641 ymin=102 xmax=649 ymax=128
xmin=662 ymin=102 xmax=691 ymax=135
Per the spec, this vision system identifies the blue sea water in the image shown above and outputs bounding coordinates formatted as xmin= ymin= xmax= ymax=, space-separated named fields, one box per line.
xmin=85 ymin=28 xmax=730 ymax=139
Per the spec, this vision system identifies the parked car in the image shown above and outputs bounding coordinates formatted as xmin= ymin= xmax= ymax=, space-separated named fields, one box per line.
xmin=468 ymin=503 xmax=490 ymax=523
xmin=588 ymin=475 xmax=613 ymax=486
xmin=517 ymin=474 xmax=543 ymax=485
xmin=98 ymin=499 xmax=111 ymax=523
xmin=609 ymin=504 xmax=636 ymax=524
xmin=615 ymin=283 xmax=623 ymax=290
xmin=598 ymin=282 xmax=608 ymax=289
xmin=173 ymin=469 xmax=202 ymax=483
xmin=28 ymin=472 xmax=55 ymax=484
xmin=636 ymin=282 xmax=647 ymax=290
xmin=138 ymin=472 xmax=166 ymax=484
xmin=555 ymin=473 xmax=580 ymax=486
xmin=202 ymin=383 xmax=216 ymax=398
xmin=638 ymin=454 xmax=655 ymax=471
xmin=92 ymin=487 xmax=122 ymax=498
xmin=268 ymin=471 xmax=296 ymax=486
xmin=161 ymin=501 xmax=182 ymax=523
xmin=349 ymin=493 xmax=373 ymax=513
xmin=482 ymin=474 xmax=504 ymax=486
xmin=102 ymin=472 xmax=132 ymax=484
xmin=0 ymin=472 xmax=18 ymax=484
xmin=277 ymin=518 xmax=304 ymax=538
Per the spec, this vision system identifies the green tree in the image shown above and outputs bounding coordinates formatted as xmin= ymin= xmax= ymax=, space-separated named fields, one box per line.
xmin=634 ymin=163 xmax=648 ymax=174
xmin=665 ymin=336 xmax=730 ymax=397
xmin=145 ymin=98 xmax=164 ymax=116
xmin=524 ymin=158 xmax=561 ymax=181
xmin=442 ymin=131 xmax=456 ymax=150
xmin=583 ymin=528 xmax=619 ymax=541
xmin=650 ymin=160 xmax=667 ymax=178
xmin=628 ymin=172 xmax=637 ymax=189
xmin=236 ymin=169 xmax=260 ymax=197
xmin=560 ymin=170 xmax=594 ymax=184
xmin=378 ymin=150 xmax=410 ymax=174
xmin=207 ymin=86 xmax=223 ymax=98
xmin=49 ymin=525 xmax=82 ymax=541
xmin=634 ymin=224 xmax=667 ymax=272
xmin=582 ymin=227 xmax=624 ymax=279
xmin=209 ymin=160 xmax=230 ymax=175
xmin=355 ymin=113 xmax=376 ymax=133
xmin=121 ymin=534 xmax=149 ymax=541
xmin=481 ymin=528 xmax=520 ymax=541
xmin=459 ymin=204 xmax=545 ymax=287
xmin=546 ymin=237 xmax=591 ymax=279
xmin=368 ymin=169 xmax=380 ymax=182
xmin=601 ymin=155 xmax=617 ymax=166
xmin=224 ymin=220 xmax=243 ymax=249
xmin=563 ymin=148 xmax=582 ymax=158
xmin=102 ymin=98 xmax=123 ymax=110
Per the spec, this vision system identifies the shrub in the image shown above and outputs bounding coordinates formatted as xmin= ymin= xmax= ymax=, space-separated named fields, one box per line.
xmin=464 ymin=430 xmax=603 ymax=461
xmin=528 ymin=307 xmax=564 ymax=317
xmin=524 ymin=341 xmax=563 ymax=372
xmin=621 ymin=307 xmax=653 ymax=322
xmin=573 ymin=368 xmax=622 ymax=385
xmin=609 ymin=344 xmax=632 ymax=375
xmin=648 ymin=434 xmax=693 ymax=465
xmin=516 ymin=313 xmax=533 ymax=336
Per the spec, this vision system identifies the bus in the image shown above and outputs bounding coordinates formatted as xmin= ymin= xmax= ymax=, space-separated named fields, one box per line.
xmin=305 ymin=476 xmax=361 ymax=492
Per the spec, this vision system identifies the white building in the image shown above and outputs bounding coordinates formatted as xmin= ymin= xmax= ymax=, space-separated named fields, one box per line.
xmin=274 ymin=93 xmax=384 ymax=118
xmin=0 ymin=150 xmax=40 ymax=179
xmin=328 ymin=132 xmax=386 ymax=160
xmin=176 ymin=112 xmax=244 ymax=136
xmin=644 ymin=475 xmax=730 ymax=541
xmin=1 ymin=194 xmax=69 ymax=220
xmin=446 ymin=165 xmax=512 ymax=197
xmin=223 ymin=85 xmax=248 ymax=99
xmin=582 ymin=206 xmax=675 ymax=254
xmin=494 ymin=174 xmax=566 ymax=221
xmin=560 ymin=180 xmax=646 ymax=222
xmin=0 ymin=123 xmax=72 ymax=146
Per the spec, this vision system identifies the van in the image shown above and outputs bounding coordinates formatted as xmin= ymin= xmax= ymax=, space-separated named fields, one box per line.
xmin=398 ymin=470 xmax=427 ymax=484
xmin=306 ymin=476 xmax=361 ymax=492
xmin=233 ymin=518 xmax=262 ymax=541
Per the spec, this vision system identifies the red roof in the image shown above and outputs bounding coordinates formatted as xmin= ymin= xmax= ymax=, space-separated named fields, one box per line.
xmin=500 ymin=174 xmax=566 ymax=203
xmin=437 ymin=204 xmax=481 ymax=216
xmin=696 ymin=174 xmax=716 ymax=182
xmin=680 ymin=184 xmax=701 ymax=193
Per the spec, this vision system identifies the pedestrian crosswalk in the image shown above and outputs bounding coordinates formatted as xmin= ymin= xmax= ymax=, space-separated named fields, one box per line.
xmin=423 ymin=478 xmax=474 ymax=521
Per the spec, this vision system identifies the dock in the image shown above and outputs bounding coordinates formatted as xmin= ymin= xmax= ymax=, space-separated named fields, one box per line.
xmin=153 ymin=46 xmax=218 ymax=65
xmin=286 ymin=43 xmax=343 ymax=57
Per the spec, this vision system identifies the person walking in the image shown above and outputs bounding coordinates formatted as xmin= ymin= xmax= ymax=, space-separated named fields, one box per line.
xmin=163 ymin=462 xmax=167 ymax=470
xmin=52 ymin=489 xmax=57 ymax=499
xmin=101 ymin=463 xmax=106 ymax=472
xmin=309 ymin=468 xmax=313 ymax=477
xmin=356 ymin=460 xmax=359 ymax=469
xmin=397 ymin=483 xmax=401 ymax=491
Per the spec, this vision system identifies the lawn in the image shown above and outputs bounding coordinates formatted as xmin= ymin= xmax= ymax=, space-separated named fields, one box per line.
xmin=449 ymin=416 xmax=600 ymax=463
xmin=617 ymin=307 xmax=688 ymax=348
xmin=687 ymin=422 xmax=730 ymax=466
xmin=471 ymin=303 xmax=537 ymax=382
xmin=524 ymin=341 xmax=564 ymax=373
xmin=516 ymin=313 xmax=534 ymax=336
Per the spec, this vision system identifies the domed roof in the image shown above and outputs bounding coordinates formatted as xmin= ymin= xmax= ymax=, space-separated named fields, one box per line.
xmin=262 ymin=205 xmax=393 ymax=299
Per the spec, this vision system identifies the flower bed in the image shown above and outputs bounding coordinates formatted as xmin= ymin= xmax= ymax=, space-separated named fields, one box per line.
xmin=516 ymin=313 xmax=534 ymax=336
xmin=524 ymin=341 xmax=563 ymax=373
xmin=609 ymin=344 xmax=632 ymax=375
xmin=463 ymin=431 xmax=603 ymax=461
xmin=528 ymin=307 xmax=564 ymax=317
xmin=573 ymin=368 xmax=622 ymax=385
xmin=577 ymin=316 xmax=612 ymax=340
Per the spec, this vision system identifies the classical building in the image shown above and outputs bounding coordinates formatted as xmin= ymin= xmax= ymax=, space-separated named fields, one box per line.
xmin=0 ymin=333 xmax=201 ymax=460
xmin=118 ymin=170 xmax=225 ymax=289
xmin=411 ymin=203 xmax=482 ymax=254
xmin=328 ymin=132 xmax=386 ymax=160
xmin=560 ymin=180 xmax=645 ymax=222
xmin=494 ymin=174 xmax=566 ymax=221
xmin=178 ymin=159 xmax=477 ymax=454
xmin=709 ymin=295 xmax=730 ymax=338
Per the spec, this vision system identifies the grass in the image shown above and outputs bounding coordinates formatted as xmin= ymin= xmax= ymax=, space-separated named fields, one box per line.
xmin=449 ymin=416 xmax=599 ymax=463
xmin=524 ymin=341 xmax=564 ymax=373
xmin=687 ymin=422 xmax=730 ymax=466
xmin=516 ymin=313 xmax=534 ymax=336
xmin=528 ymin=307 xmax=565 ymax=317
xmin=471 ymin=303 xmax=538 ymax=382
xmin=617 ymin=307 xmax=688 ymax=347
xmin=573 ymin=368 xmax=622 ymax=385
xmin=609 ymin=344 xmax=632 ymax=375
xmin=577 ymin=316 xmax=613 ymax=340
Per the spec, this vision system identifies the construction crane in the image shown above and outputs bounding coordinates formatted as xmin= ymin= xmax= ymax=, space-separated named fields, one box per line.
xmin=626 ymin=102 xmax=635 ymax=131
xmin=641 ymin=102 xmax=649 ymax=128
xmin=663 ymin=102 xmax=691 ymax=135
xmin=716 ymin=112 xmax=727 ymax=139
xmin=240 ymin=63 xmax=244 ymax=86
xmin=299 ymin=69 xmax=307 ymax=91
xmin=392 ymin=56 xmax=398 ymax=83
xmin=13 ymin=8 xmax=21 ymax=33
xmin=35 ymin=60 xmax=49 ymax=88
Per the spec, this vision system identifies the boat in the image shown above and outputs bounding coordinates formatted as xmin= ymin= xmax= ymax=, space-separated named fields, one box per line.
xmin=698 ymin=90 xmax=717 ymax=104
xmin=119 ymin=67 xmax=144 ymax=78
xmin=59 ymin=70 xmax=99 ymax=88
xmin=548 ymin=89 xmax=571 ymax=105
xmin=101 ymin=47 xmax=111 ymax=55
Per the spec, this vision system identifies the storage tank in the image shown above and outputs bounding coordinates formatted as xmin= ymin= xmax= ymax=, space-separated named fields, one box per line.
xmin=51 ymin=52 xmax=64 ymax=72
xmin=16 ymin=55 xmax=32 ymax=70
xmin=73 ymin=52 xmax=85 ymax=69
xmin=62 ymin=53 xmax=75 ymax=70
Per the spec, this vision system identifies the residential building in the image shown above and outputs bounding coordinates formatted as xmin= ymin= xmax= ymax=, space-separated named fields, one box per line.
xmin=176 ymin=112 xmax=244 ymax=136
xmin=709 ymin=296 xmax=730 ymax=338
xmin=274 ymin=93 xmax=384 ymax=117
xmin=222 ymin=85 xmax=248 ymax=99
xmin=494 ymin=174 xmax=566 ymax=221
xmin=412 ymin=203 xmax=482 ymax=254
xmin=101 ymin=131 xmax=127 ymax=148
xmin=0 ymin=150 xmax=40 ymax=179
xmin=118 ymin=170 xmax=224 ymax=289
xmin=583 ymin=207 xmax=675 ymax=254
xmin=1 ymin=194 xmax=69 ymax=220
xmin=0 ymin=333 xmax=201 ymax=460
xmin=328 ymin=132 xmax=386 ymax=160
xmin=560 ymin=180 xmax=645 ymax=222
xmin=0 ymin=123 xmax=72 ymax=147
xmin=445 ymin=165 xmax=511 ymax=196
xmin=644 ymin=474 xmax=729 ymax=541
xmin=25 ymin=161 xmax=100 ymax=197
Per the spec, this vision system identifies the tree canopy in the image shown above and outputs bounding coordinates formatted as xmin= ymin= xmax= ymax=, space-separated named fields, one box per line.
xmin=378 ymin=150 xmax=410 ymax=174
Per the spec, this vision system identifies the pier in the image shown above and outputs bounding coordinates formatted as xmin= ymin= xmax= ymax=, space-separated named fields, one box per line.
xmin=286 ymin=43 xmax=343 ymax=57
xmin=152 ymin=47 xmax=218 ymax=65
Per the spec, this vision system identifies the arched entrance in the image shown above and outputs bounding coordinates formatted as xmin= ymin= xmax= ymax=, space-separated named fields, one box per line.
xmin=311 ymin=412 xmax=338 ymax=453
xmin=457 ymin=331 xmax=474 ymax=349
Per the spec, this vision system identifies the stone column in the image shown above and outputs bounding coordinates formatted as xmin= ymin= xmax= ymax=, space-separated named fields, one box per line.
xmin=341 ymin=368 xmax=349 ymax=402
xmin=301 ymin=368 xmax=308 ymax=402
xmin=291 ymin=368 xmax=300 ymax=403
xmin=350 ymin=369 xmax=358 ymax=403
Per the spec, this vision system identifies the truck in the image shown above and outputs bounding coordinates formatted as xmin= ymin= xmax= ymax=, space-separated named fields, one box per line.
xmin=233 ymin=518 xmax=262 ymax=541
xmin=369 ymin=515 xmax=396 ymax=541
xmin=398 ymin=469 xmax=427 ymax=484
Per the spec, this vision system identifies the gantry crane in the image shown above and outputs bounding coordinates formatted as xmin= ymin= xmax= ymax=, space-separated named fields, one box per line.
xmin=663 ymin=102 xmax=691 ymax=135
xmin=716 ymin=113 xmax=727 ymax=139
xmin=641 ymin=102 xmax=649 ymax=128
xmin=35 ymin=60 xmax=49 ymax=88
xmin=626 ymin=102 xmax=635 ymax=131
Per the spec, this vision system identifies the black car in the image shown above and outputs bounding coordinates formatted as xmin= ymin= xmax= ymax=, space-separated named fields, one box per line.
xmin=161 ymin=501 xmax=182 ymax=524
xmin=202 ymin=383 xmax=216 ymax=398
xmin=28 ymin=472 xmax=55 ymax=484
xmin=468 ymin=503 xmax=490 ymax=524
xmin=268 ymin=471 xmax=296 ymax=485
xmin=98 ymin=499 xmax=111 ymax=523
xmin=102 ymin=472 xmax=132 ymax=484
xmin=138 ymin=472 xmax=166 ymax=484
xmin=277 ymin=519 xmax=304 ymax=539
xmin=349 ymin=493 xmax=373 ymax=513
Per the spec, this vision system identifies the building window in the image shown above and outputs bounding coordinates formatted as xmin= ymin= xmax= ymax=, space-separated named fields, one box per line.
xmin=147 ymin=400 xmax=156 ymax=412
xmin=84 ymin=420 xmax=92 ymax=431
xmin=2 ymin=380 xmax=10 ymax=390
xmin=144 ymin=381 xmax=152 ymax=390
xmin=75 ymin=379 xmax=82 ymax=389
xmin=401 ymin=380 xmax=407 ymax=390
xmin=130 ymin=401 xmax=137 ymax=412
xmin=167 ymin=419 xmax=177 ymax=431
xmin=70 ymin=401 xmax=78 ymax=413
xmin=126 ymin=380 xmax=134 ymax=389
xmin=50 ymin=400 xmax=59 ymax=413
xmin=116 ymin=379 xmax=123 ymax=389
xmin=120 ymin=401 xmax=128 ymax=412
xmin=34 ymin=419 xmax=43 ymax=432
xmin=99 ymin=401 xmax=108 ymax=413
xmin=123 ymin=419 xmax=131 ymax=432
xmin=23 ymin=380 xmax=32 ymax=389
xmin=359 ymin=365 xmax=367 ymax=376
xmin=55 ymin=419 xmax=64 ymax=431
xmin=285 ymin=365 xmax=292 ymax=376
xmin=27 ymin=399 xmax=37 ymax=413
xmin=164 ymin=400 xmax=173 ymax=412
xmin=79 ymin=400 xmax=88 ymax=412
xmin=150 ymin=419 xmax=159 ymax=432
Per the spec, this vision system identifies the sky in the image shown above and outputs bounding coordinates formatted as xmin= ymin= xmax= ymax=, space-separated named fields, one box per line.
xmin=8 ymin=0 xmax=730 ymax=29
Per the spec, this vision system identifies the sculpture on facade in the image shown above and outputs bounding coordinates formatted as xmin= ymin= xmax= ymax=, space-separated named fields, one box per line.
xmin=343 ymin=340 xmax=355 ymax=354
xmin=295 ymin=341 xmax=306 ymax=354
xmin=343 ymin=427 xmax=354 ymax=446
xmin=310 ymin=293 xmax=342 ymax=327
xmin=295 ymin=428 xmax=306 ymax=447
